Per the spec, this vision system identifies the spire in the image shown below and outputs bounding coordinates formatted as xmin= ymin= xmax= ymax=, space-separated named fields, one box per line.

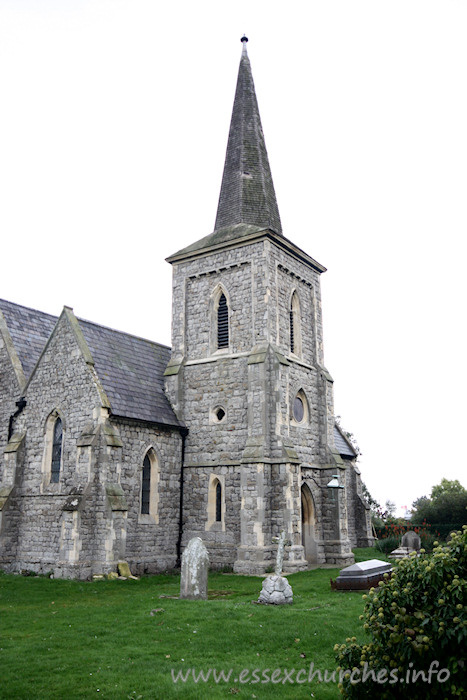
xmin=214 ymin=37 xmax=282 ymax=235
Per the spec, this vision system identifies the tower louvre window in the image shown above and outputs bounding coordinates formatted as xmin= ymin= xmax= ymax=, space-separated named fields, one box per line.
xmin=289 ymin=291 xmax=301 ymax=356
xmin=141 ymin=454 xmax=151 ymax=515
xmin=289 ymin=309 xmax=295 ymax=353
xmin=51 ymin=417 xmax=62 ymax=483
xmin=217 ymin=293 xmax=229 ymax=348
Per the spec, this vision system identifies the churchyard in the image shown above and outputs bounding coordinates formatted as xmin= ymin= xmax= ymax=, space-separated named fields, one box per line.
xmin=0 ymin=548 xmax=382 ymax=699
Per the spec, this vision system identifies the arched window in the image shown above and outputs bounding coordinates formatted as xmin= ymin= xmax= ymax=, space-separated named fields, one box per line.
xmin=51 ymin=417 xmax=63 ymax=483
xmin=215 ymin=481 xmax=222 ymax=522
xmin=289 ymin=291 xmax=302 ymax=356
xmin=42 ymin=410 xmax=66 ymax=487
xmin=206 ymin=474 xmax=225 ymax=531
xmin=140 ymin=449 xmax=160 ymax=522
xmin=141 ymin=454 xmax=151 ymax=515
xmin=217 ymin=293 xmax=229 ymax=349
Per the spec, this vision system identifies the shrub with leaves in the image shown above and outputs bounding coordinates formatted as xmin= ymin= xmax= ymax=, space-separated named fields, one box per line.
xmin=335 ymin=527 xmax=467 ymax=698
xmin=375 ymin=536 xmax=399 ymax=555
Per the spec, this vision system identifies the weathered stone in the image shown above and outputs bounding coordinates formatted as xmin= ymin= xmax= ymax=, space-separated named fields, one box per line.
xmin=180 ymin=537 xmax=209 ymax=600
xmin=258 ymin=575 xmax=293 ymax=605
xmin=117 ymin=560 xmax=132 ymax=578
xmin=401 ymin=530 xmax=421 ymax=551
xmin=389 ymin=546 xmax=412 ymax=560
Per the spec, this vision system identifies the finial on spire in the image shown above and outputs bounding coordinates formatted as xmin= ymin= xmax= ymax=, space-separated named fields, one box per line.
xmin=241 ymin=35 xmax=248 ymax=55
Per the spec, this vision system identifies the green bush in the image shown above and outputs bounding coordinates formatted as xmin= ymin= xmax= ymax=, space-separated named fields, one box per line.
xmin=375 ymin=536 xmax=399 ymax=555
xmin=431 ymin=524 xmax=466 ymax=541
xmin=335 ymin=527 xmax=467 ymax=698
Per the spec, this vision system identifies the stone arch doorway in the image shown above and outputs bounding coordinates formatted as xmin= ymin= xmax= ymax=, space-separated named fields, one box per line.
xmin=301 ymin=483 xmax=318 ymax=566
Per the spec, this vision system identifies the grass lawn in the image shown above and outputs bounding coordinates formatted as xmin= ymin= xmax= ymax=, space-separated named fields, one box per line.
xmin=0 ymin=549 xmax=382 ymax=699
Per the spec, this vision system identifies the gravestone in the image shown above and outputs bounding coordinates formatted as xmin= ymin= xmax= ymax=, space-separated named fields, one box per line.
xmin=401 ymin=530 xmax=421 ymax=551
xmin=333 ymin=559 xmax=392 ymax=590
xmin=390 ymin=530 xmax=421 ymax=559
xmin=117 ymin=560 xmax=139 ymax=579
xmin=257 ymin=531 xmax=293 ymax=605
xmin=180 ymin=537 xmax=209 ymax=600
xmin=388 ymin=546 xmax=411 ymax=560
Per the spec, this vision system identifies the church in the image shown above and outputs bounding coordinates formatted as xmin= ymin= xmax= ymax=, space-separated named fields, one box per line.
xmin=0 ymin=38 xmax=373 ymax=579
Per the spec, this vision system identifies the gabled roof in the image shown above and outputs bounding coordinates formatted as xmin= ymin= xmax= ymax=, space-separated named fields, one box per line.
xmin=0 ymin=298 xmax=57 ymax=380
xmin=334 ymin=423 xmax=358 ymax=459
xmin=77 ymin=319 xmax=181 ymax=428
xmin=0 ymin=298 xmax=181 ymax=429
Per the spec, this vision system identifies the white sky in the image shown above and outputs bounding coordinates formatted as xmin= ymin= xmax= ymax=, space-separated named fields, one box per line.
xmin=1 ymin=1 xmax=466 ymax=515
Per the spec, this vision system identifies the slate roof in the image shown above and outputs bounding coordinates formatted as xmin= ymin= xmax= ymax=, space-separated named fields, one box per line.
xmin=0 ymin=298 xmax=57 ymax=380
xmin=78 ymin=319 xmax=181 ymax=428
xmin=334 ymin=424 xmax=357 ymax=459
xmin=0 ymin=298 xmax=181 ymax=428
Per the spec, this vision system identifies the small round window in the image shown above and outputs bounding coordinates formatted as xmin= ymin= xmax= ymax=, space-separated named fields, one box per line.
xmin=293 ymin=395 xmax=305 ymax=423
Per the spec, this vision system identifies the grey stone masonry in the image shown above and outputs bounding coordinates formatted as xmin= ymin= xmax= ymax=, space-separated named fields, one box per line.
xmin=0 ymin=336 xmax=22 ymax=479
xmin=0 ymin=307 xmax=183 ymax=578
xmin=166 ymin=228 xmax=358 ymax=572
xmin=257 ymin=574 xmax=293 ymax=605
xmin=0 ymin=40 xmax=374 ymax=579
xmin=1 ymin=310 xmax=108 ymax=577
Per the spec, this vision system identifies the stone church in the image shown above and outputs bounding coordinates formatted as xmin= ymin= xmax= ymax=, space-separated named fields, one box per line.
xmin=0 ymin=38 xmax=373 ymax=579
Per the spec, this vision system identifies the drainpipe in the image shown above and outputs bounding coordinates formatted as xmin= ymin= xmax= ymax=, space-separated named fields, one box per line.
xmin=8 ymin=397 xmax=26 ymax=441
xmin=176 ymin=427 xmax=189 ymax=568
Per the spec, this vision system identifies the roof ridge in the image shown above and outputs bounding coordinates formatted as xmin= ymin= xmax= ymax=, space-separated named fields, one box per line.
xmin=0 ymin=297 xmax=58 ymax=322
xmin=77 ymin=316 xmax=171 ymax=350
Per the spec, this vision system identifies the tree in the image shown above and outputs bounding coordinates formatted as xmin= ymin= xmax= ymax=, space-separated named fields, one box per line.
xmin=362 ymin=483 xmax=385 ymax=528
xmin=411 ymin=479 xmax=467 ymax=526
xmin=361 ymin=484 xmax=399 ymax=529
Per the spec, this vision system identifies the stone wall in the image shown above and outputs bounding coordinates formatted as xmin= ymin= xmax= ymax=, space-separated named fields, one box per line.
xmin=345 ymin=461 xmax=374 ymax=548
xmin=0 ymin=312 xmax=184 ymax=578
xmin=182 ymin=465 xmax=241 ymax=569
xmin=169 ymin=239 xmax=325 ymax=364
xmin=0 ymin=336 xmax=22 ymax=472
xmin=0 ymin=313 xmax=107 ymax=576
xmin=1 ymin=227 xmax=372 ymax=578
xmin=115 ymin=418 xmax=182 ymax=574
xmin=167 ymin=234 xmax=357 ymax=573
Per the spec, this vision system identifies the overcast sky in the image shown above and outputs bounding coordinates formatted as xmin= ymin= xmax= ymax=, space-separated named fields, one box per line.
xmin=1 ymin=1 xmax=466 ymax=516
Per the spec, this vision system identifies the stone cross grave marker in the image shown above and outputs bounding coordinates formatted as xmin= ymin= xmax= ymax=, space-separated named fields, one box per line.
xmin=271 ymin=530 xmax=291 ymax=576
xmin=180 ymin=537 xmax=209 ymax=600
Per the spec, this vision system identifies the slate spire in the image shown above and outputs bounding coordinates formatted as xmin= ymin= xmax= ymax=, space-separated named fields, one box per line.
xmin=214 ymin=37 xmax=282 ymax=235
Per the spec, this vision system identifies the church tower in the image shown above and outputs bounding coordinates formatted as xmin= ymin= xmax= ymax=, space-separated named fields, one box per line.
xmin=165 ymin=37 xmax=355 ymax=573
